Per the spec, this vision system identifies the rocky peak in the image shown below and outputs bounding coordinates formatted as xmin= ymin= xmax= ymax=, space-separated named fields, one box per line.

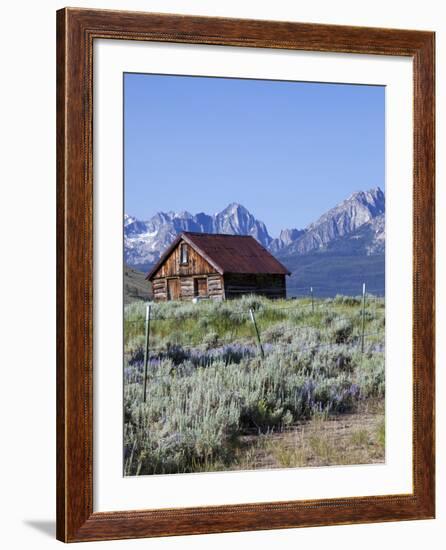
xmin=124 ymin=187 xmax=385 ymax=271
xmin=277 ymin=186 xmax=385 ymax=257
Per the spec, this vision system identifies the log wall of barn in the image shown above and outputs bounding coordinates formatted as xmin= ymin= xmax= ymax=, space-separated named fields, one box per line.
xmin=180 ymin=277 xmax=194 ymax=299
xmin=223 ymin=274 xmax=286 ymax=299
xmin=152 ymin=278 xmax=167 ymax=301
xmin=152 ymin=273 xmax=285 ymax=301
xmin=207 ymin=274 xmax=225 ymax=299
xmin=151 ymin=274 xmax=225 ymax=301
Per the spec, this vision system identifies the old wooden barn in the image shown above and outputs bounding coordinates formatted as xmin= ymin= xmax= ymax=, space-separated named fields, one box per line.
xmin=146 ymin=232 xmax=291 ymax=302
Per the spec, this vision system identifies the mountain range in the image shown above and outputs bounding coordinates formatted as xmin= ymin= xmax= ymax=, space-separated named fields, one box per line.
xmin=124 ymin=187 xmax=385 ymax=297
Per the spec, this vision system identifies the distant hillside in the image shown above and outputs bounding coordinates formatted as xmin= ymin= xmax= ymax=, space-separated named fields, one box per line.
xmin=124 ymin=266 xmax=152 ymax=304
xmin=283 ymin=253 xmax=385 ymax=298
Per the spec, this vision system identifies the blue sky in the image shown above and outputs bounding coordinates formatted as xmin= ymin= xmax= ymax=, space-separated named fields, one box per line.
xmin=124 ymin=73 xmax=385 ymax=237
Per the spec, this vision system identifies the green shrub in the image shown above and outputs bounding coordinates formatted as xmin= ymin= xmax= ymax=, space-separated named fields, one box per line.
xmin=123 ymin=294 xmax=385 ymax=474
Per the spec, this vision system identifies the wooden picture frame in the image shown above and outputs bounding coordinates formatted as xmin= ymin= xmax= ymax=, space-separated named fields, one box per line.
xmin=56 ymin=7 xmax=435 ymax=542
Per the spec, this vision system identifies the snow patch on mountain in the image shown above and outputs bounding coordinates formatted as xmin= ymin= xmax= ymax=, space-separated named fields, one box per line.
xmin=124 ymin=187 xmax=385 ymax=271
xmin=124 ymin=203 xmax=272 ymax=269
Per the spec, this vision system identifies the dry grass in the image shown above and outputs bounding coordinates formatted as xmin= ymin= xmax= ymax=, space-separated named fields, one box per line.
xmin=226 ymin=401 xmax=385 ymax=471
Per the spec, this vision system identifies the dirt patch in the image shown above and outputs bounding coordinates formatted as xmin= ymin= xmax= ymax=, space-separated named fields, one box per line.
xmin=228 ymin=406 xmax=385 ymax=471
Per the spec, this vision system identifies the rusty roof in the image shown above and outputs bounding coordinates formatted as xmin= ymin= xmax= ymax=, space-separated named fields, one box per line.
xmin=146 ymin=232 xmax=291 ymax=280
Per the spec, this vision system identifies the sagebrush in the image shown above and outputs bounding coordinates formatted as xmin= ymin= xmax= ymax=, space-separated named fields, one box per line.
xmin=124 ymin=295 xmax=385 ymax=475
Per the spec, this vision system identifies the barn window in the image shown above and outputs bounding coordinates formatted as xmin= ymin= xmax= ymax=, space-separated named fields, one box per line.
xmin=180 ymin=243 xmax=189 ymax=264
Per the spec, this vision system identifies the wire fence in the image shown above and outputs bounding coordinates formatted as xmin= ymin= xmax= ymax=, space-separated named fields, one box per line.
xmin=124 ymin=301 xmax=384 ymax=323
xmin=123 ymin=284 xmax=385 ymax=402
xmin=222 ymin=287 xmax=385 ymax=295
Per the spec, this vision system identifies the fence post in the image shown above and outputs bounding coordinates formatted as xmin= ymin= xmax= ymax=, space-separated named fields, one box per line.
xmin=143 ymin=303 xmax=152 ymax=402
xmin=310 ymin=286 xmax=314 ymax=313
xmin=249 ymin=307 xmax=264 ymax=358
xmin=361 ymin=283 xmax=366 ymax=353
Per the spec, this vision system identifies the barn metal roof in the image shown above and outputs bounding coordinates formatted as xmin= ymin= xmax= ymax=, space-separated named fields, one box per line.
xmin=146 ymin=232 xmax=291 ymax=280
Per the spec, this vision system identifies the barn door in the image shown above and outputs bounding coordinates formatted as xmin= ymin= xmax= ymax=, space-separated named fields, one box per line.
xmin=167 ymin=278 xmax=180 ymax=301
xmin=194 ymin=277 xmax=208 ymax=297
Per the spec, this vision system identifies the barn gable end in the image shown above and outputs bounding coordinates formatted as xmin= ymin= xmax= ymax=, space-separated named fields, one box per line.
xmin=149 ymin=238 xmax=218 ymax=280
xmin=148 ymin=236 xmax=224 ymax=302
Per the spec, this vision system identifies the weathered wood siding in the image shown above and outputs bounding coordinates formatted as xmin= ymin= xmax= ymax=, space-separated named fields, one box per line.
xmin=152 ymin=271 xmax=285 ymax=301
xmin=152 ymin=274 xmax=225 ymax=302
xmin=180 ymin=277 xmax=195 ymax=300
xmin=207 ymin=274 xmax=225 ymax=299
xmin=151 ymin=239 xmax=286 ymax=302
xmin=152 ymin=242 xmax=217 ymax=278
xmin=151 ymin=241 xmax=224 ymax=301
xmin=152 ymin=278 xmax=167 ymax=301
xmin=224 ymin=274 xmax=286 ymax=300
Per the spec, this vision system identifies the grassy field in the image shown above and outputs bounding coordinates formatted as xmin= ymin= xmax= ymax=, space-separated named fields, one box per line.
xmin=123 ymin=294 xmax=385 ymax=476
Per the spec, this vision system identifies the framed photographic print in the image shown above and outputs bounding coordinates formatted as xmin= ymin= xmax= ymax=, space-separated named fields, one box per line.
xmin=56 ymin=8 xmax=435 ymax=542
